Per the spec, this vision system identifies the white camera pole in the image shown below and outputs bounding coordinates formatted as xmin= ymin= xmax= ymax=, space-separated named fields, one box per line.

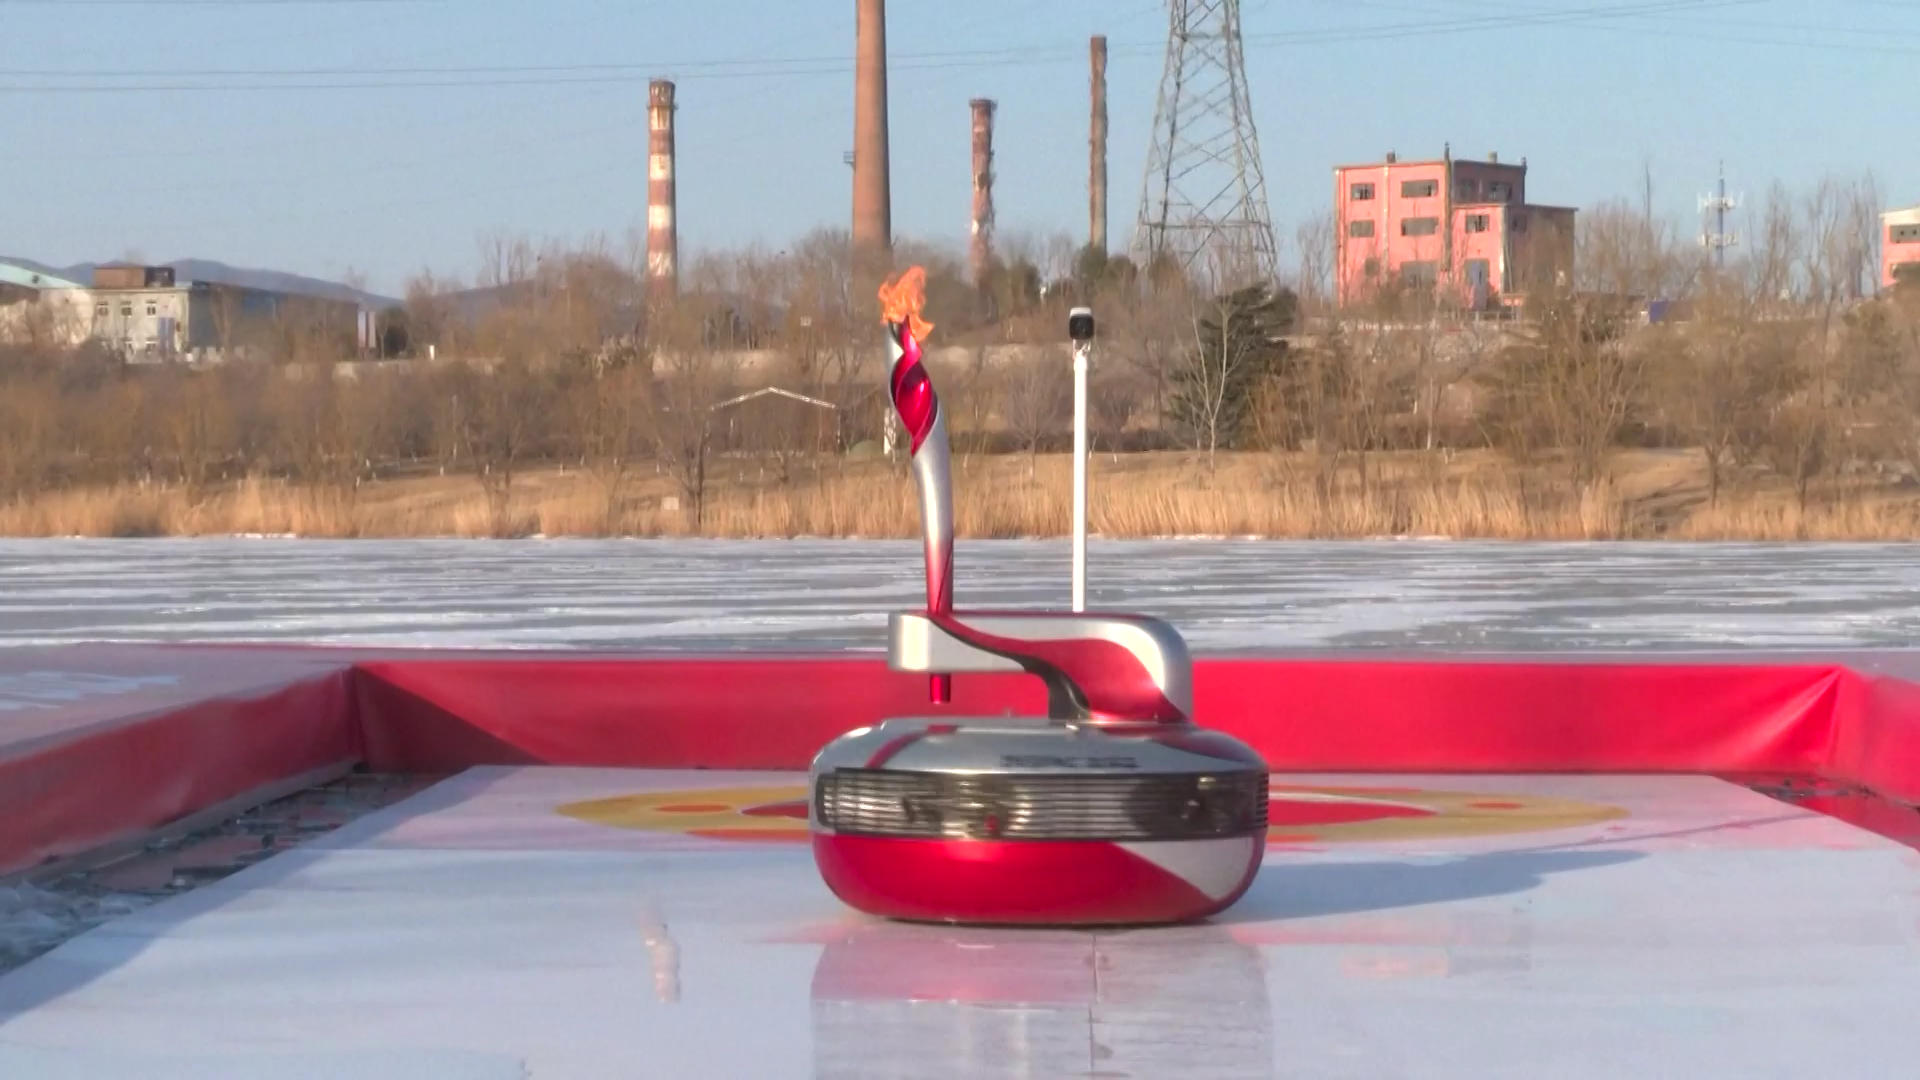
xmin=1069 ymin=308 xmax=1093 ymax=613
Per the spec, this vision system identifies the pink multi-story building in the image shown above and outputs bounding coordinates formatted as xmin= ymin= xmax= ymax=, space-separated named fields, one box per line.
xmin=1881 ymin=205 xmax=1920 ymax=290
xmin=1334 ymin=147 xmax=1576 ymax=310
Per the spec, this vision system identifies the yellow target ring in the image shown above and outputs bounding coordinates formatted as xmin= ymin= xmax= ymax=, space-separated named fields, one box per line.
xmin=560 ymin=785 xmax=813 ymax=842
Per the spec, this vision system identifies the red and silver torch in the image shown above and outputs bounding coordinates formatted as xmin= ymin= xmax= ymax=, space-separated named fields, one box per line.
xmin=877 ymin=267 xmax=954 ymax=704
xmin=806 ymin=269 xmax=1270 ymax=928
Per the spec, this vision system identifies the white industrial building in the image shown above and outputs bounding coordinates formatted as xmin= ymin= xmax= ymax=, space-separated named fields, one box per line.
xmin=0 ymin=261 xmax=361 ymax=362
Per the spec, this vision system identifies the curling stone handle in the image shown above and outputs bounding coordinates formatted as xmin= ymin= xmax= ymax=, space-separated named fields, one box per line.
xmin=887 ymin=611 xmax=1194 ymax=724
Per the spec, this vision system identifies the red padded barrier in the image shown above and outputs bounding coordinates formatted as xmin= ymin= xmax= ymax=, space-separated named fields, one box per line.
xmin=0 ymin=670 xmax=357 ymax=877
xmin=6 ymin=648 xmax=1914 ymax=880
xmin=351 ymin=658 xmax=1046 ymax=773
xmin=352 ymin=657 xmax=1849 ymax=777
xmin=353 ymin=670 xmax=544 ymax=771
xmin=1199 ymin=659 xmax=1847 ymax=775
xmin=1828 ymin=670 xmax=1920 ymax=805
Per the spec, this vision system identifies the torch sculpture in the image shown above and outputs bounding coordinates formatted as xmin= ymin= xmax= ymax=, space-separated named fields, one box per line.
xmin=806 ymin=268 xmax=1270 ymax=926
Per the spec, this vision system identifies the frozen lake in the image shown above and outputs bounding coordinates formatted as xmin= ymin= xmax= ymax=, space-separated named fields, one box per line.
xmin=0 ymin=538 xmax=1917 ymax=652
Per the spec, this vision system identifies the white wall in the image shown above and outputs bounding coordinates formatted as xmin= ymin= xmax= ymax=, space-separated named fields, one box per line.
xmin=0 ymin=288 xmax=95 ymax=348
xmin=90 ymin=288 xmax=190 ymax=357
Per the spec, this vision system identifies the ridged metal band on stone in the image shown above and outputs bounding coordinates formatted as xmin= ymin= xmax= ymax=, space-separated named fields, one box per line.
xmin=814 ymin=769 xmax=1269 ymax=842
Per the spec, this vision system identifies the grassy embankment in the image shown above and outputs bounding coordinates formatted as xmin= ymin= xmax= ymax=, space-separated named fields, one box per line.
xmin=2 ymin=449 xmax=1917 ymax=541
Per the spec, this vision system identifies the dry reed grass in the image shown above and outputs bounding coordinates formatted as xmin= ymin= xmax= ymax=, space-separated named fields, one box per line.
xmin=1669 ymin=490 xmax=1920 ymax=541
xmin=2 ymin=452 xmax=1916 ymax=541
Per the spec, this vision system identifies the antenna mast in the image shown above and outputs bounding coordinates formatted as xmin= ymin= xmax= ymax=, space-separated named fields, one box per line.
xmin=1700 ymin=160 xmax=1741 ymax=269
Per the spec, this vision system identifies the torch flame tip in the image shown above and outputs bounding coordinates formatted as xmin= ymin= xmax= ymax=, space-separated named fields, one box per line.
xmin=878 ymin=265 xmax=935 ymax=343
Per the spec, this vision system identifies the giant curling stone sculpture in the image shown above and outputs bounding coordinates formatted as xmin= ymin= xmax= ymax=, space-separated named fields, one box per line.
xmin=806 ymin=268 xmax=1270 ymax=926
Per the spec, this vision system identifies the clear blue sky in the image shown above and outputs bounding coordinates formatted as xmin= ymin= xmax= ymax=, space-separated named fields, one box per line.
xmin=2 ymin=0 xmax=1912 ymax=294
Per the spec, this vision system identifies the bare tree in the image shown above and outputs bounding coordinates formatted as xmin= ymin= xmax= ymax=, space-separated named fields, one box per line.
xmin=0 ymin=376 xmax=54 ymax=503
xmin=268 ymin=367 xmax=356 ymax=520
xmin=648 ymin=279 xmax=741 ymax=532
xmin=566 ymin=356 xmax=651 ymax=531
xmin=783 ymin=229 xmax=877 ymax=440
xmin=402 ymin=271 xmax=459 ymax=359
xmin=1087 ymin=371 xmax=1142 ymax=454
xmin=1528 ymin=289 xmax=1648 ymax=491
xmin=1292 ymin=211 xmax=1335 ymax=316
xmin=997 ymin=353 xmax=1070 ymax=478
xmin=947 ymin=346 xmax=1000 ymax=468
xmin=149 ymin=369 xmax=236 ymax=501
xmin=203 ymin=285 xmax=249 ymax=363
xmin=1752 ymin=346 xmax=1827 ymax=513
xmin=1477 ymin=203 xmax=1679 ymax=493
xmin=650 ymin=361 xmax=727 ymax=531
xmin=1254 ymin=329 xmax=1337 ymax=503
xmin=1171 ymin=285 xmax=1294 ymax=468
xmin=339 ymin=367 xmax=406 ymax=482
xmin=1652 ymin=270 xmax=1776 ymax=505
xmin=1853 ymin=288 xmax=1920 ymax=476
xmin=1383 ymin=290 xmax=1457 ymax=455
xmin=1576 ymin=197 xmax=1698 ymax=302
xmin=461 ymin=358 xmax=547 ymax=536
xmin=1037 ymin=230 xmax=1081 ymax=286
xmin=1726 ymin=175 xmax=1883 ymax=512
xmin=74 ymin=375 xmax=146 ymax=488
xmin=427 ymin=364 xmax=472 ymax=475
xmin=477 ymin=231 xmax=539 ymax=292
xmin=1110 ymin=286 xmax=1183 ymax=439
xmin=714 ymin=363 xmax=834 ymax=488
xmin=1262 ymin=320 xmax=1409 ymax=503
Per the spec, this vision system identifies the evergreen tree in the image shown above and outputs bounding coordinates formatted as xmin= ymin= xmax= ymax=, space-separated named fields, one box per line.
xmin=1170 ymin=283 xmax=1297 ymax=458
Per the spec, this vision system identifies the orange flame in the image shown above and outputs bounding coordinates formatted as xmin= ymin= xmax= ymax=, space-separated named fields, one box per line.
xmin=877 ymin=266 xmax=934 ymax=343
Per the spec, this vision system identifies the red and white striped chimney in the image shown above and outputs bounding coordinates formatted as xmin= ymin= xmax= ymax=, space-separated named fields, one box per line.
xmin=969 ymin=98 xmax=996 ymax=284
xmin=647 ymin=79 xmax=678 ymax=293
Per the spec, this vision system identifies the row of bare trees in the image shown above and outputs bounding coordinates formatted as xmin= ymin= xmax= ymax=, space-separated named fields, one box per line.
xmin=3 ymin=172 xmax=1918 ymax=532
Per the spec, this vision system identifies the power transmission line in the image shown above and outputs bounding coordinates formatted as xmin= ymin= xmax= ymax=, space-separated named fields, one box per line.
xmin=1244 ymin=0 xmax=1767 ymax=44
xmin=1338 ymin=0 xmax=1920 ymax=38
xmin=0 ymin=0 xmax=432 ymax=6
xmin=0 ymin=0 xmax=1806 ymax=93
xmin=1332 ymin=0 xmax=1920 ymax=51
xmin=0 ymin=42 xmax=1087 ymax=78
xmin=5 ymin=0 xmax=1914 ymax=97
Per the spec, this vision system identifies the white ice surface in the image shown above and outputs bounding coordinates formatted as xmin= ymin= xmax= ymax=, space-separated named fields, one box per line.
xmin=3 ymin=768 xmax=1920 ymax=1078
xmin=3 ymin=538 xmax=1920 ymax=652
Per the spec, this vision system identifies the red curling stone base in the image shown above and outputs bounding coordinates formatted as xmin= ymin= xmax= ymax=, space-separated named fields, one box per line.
xmin=811 ymin=833 xmax=1266 ymax=926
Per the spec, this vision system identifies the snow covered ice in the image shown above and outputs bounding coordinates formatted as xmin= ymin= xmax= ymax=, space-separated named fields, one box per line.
xmin=2 ymin=537 xmax=1918 ymax=652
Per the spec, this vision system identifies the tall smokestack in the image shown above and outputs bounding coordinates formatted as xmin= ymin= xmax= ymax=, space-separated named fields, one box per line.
xmin=852 ymin=0 xmax=892 ymax=252
xmin=969 ymin=98 xmax=996 ymax=284
xmin=647 ymin=79 xmax=678 ymax=294
xmin=1089 ymin=35 xmax=1108 ymax=257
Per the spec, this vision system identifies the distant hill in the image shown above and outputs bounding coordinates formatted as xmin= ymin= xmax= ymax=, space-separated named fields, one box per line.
xmin=1 ymin=255 xmax=399 ymax=308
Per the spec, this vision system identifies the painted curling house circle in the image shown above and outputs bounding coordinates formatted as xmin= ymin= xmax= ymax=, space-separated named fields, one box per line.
xmin=555 ymin=783 xmax=1627 ymax=845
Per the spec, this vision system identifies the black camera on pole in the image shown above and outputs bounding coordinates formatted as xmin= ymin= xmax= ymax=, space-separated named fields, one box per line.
xmin=1068 ymin=307 xmax=1095 ymax=343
